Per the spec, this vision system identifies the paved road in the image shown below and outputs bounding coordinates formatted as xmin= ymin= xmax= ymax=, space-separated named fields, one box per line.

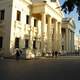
xmin=0 ymin=58 xmax=80 ymax=80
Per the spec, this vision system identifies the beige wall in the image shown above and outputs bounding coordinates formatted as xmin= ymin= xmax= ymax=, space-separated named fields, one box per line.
xmin=62 ymin=18 xmax=75 ymax=52
xmin=0 ymin=0 xmax=12 ymax=56
xmin=0 ymin=0 xmax=75 ymax=57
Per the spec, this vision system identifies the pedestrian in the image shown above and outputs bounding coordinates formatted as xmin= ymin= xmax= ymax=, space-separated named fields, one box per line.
xmin=55 ymin=51 xmax=58 ymax=58
xmin=19 ymin=49 xmax=23 ymax=55
xmin=42 ymin=52 xmax=45 ymax=57
xmin=52 ymin=51 xmax=54 ymax=57
xmin=16 ymin=49 xmax=20 ymax=60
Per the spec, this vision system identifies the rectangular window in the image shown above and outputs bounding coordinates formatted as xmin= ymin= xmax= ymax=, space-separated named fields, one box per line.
xmin=62 ymin=45 xmax=64 ymax=50
xmin=34 ymin=19 xmax=37 ymax=27
xmin=16 ymin=10 xmax=21 ymax=21
xmin=26 ymin=15 xmax=29 ymax=24
xmin=15 ymin=38 xmax=19 ymax=48
xmin=0 ymin=37 xmax=3 ymax=48
xmin=33 ymin=40 xmax=36 ymax=49
xmin=25 ymin=39 xmax=29 ymax=48
xmin=0 ymin=10 xmax=5 ymax=20
xmin=51 ymin=0 xmax=56 ymax=2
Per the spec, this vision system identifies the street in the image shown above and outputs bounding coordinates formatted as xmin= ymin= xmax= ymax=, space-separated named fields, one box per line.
xmin=0 ymin=58 xmax=80 ymax=80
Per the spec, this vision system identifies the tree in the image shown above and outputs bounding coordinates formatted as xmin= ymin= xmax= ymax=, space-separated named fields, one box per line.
xmin=61 ymin=0 xmax=80 ymax=20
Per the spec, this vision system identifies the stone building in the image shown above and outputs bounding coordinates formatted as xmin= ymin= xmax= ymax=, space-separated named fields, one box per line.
xmin=0 ymin=0 xmax=75 ymax=57
xmin=74 ymin=35 xmax=80 ymax=50
xmin=62 ymin=18 xmax=75 ymax=52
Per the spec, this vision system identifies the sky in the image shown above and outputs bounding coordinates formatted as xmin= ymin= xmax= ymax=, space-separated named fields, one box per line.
xmin=60 ymin=0 xmax=80 ymax=36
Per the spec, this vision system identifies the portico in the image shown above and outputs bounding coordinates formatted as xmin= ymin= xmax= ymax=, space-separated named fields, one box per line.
xmin=0 ymin=0 xmax=75 ymax=57
xmin=31 ymin=1 xmax=63 ymax=55
xmin=62 ymin=18 xmax=75 ymax=52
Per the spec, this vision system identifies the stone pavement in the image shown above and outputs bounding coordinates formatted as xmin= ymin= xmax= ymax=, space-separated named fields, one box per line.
xmin=3 ymin=55 xmax=80 ymax=60
xmin=0 ymin=57 xmax=80 ymax=80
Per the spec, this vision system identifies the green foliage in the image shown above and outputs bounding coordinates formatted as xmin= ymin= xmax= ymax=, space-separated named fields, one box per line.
xmin=61 ymin=0 xmax=80 ymax=20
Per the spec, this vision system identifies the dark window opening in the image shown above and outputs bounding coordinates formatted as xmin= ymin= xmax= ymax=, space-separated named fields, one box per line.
xmin=33 ymin=40 xmax=36 ymax=49
xmin=51 ymin=0 xmax=56 ymax=2
xmin=26 ymin=15 xmax=29 ymax=24
xmin=16 ymin=10 xmax=21 ymax=21
xmin=25 ymin=39 xmax=29 ymax=48
xmin=15 ymin=38 xmax=19 ymax=48
xmin=0 ymin=10 xmax=5 ymax=20
xmin=0 ymin=37 xmax=3 ymax=48
xmin=34 ymin=19 xmax=37 ymax=27
xmin=62 ymin=45 xmax=64 ymax=50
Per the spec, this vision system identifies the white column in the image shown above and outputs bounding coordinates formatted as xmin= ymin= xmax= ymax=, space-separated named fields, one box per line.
xmin=58 ymin=22 xmax=62 ymax=51
xmin=65 ymin=28 xmax=69 ymax=51
xmin=41 ymin=13 xmax=46 ymax=54
xmin=68 ymin=30 xmax=71 ymax=51
xmin=71 ymin=31 xmax=73 ymax=51
xmin=47 ymin=16 xmax=52 ymax=52
xmin=71 ymin=31 xmax=74 ymax=51
xmin=70 ymin=30 xmax=72 ymax=51
xmin=29 ymin=16 xmax=33 ymax=50
xmin=53 ymin=20 xmax=58 ymax=51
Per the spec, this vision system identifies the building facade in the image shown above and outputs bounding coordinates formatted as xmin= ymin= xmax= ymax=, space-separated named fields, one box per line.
xmin=74 ymin=35 xmax=80 ymax=50
xmin=62 ymin=18 xmax=75 ymax=52
xmin=0 ymin=0 xmax=75 ymax=57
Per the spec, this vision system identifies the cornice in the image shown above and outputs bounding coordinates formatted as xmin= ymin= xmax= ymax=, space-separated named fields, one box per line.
xmin=32 ymin=2 xmax=63 ymax=18
xmin=46 ymin=3 xmax=63 ymax=17
xmin=21 ymin=0 xmax=32 ymax=5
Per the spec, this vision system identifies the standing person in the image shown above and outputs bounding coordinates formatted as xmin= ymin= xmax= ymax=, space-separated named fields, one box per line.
xmin=55 ymin=51 xmax=58 ymax=58
xmin=19 ymin=49 xmax=23 ymax=56
xmin=52 ymin=51 xmax=54 ymax=58
xmin=16 ymin=49 xmax=20 ymax=60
